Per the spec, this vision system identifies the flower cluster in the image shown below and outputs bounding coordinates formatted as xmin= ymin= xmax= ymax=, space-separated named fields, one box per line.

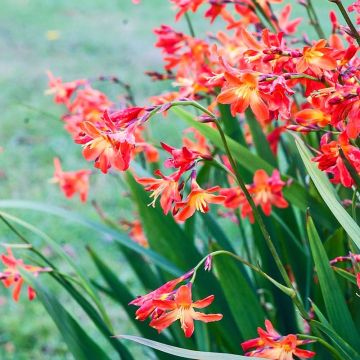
xmin=0 ymin=248 xmax=51 ymax=302
xmin=241 ymin=320 xmax=315 ymax=359
xmin=130 ymin=270 xmax=222 ymax=337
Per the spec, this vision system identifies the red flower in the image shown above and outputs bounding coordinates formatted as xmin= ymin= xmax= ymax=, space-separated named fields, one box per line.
xmin=149 ymin=284 xmax=223 ymax=337
xmin=313 ymin=132 xmax=360 ymax=187
xmin=241 ymin=320 xmax=315 ymax=359
xmin=51 ymin=158 xmax=91 ymax=202
xmin=162 ymin=142 xmax=209 ymax=174
xmin=175 ymin=178 xmax=226 ymax=222
xmin=357 ymin=273 xmax=360 ymax=290
xmin=0 ymin=248 xmax=51 ymax=302
xmin=130 ymin=271 xmax=193 ymax=321
xmin=294 ymin=109 xmax=331 ymax=128
xmin=217 ymin=62 xmax=269 ymax=123
xmin=122 ymin=220 xmax=149 ymax=248
xmin=136 ymin=170 xmax=182 ymax=215
xmin=296 ymin=40 xmax=337 ymax=76
xmin=46 ymin=71 xmax=85 ymax=105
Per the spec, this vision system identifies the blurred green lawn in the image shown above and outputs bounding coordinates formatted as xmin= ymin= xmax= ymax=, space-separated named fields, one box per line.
xmin=0 ymin=0 xmax=353 ymax=358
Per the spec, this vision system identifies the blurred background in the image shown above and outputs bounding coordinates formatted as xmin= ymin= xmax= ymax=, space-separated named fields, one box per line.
xmin=0 ymin=0 xmax=353 ymax=358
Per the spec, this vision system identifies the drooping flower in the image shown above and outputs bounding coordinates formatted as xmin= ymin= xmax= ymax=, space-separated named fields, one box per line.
xmin=0 ymin=248 xmax=51 ymax=302
xmin=51 ymin=158 xmax=91 ymax=203
xmin=149 ymin=284 xmax=223 ymax=337
xmin=241 ymin=320 xmax=315 ymax=359
xmin=130 ymin=271 xmax=193 ymax=321
xmin=175 ymin=178 xmax=226 ymax=222
xmin=136 ymin=170 xmax=182 ymax=215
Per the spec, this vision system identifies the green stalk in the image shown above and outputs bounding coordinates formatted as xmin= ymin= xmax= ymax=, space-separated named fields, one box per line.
xmin=329 ymin=0 xmax=360 ymax=46
xmin=298 ymin=334 xmax=343 ymax=360
xmin=306 ymin=0 xmax=326 ymax=39
xmin=184 ymin=12 xmax=196 ymax=38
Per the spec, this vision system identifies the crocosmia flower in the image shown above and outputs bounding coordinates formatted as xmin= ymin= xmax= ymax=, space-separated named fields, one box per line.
xmin=175 ymin=177 xmax=226 ymax=222
xmin=149 ymin=284 xmax=223 ymax=337
xmin=130 ymin=271 xmax=193 ymax=321
xmin=136 ymin=170 xmax=182 ymax=215
xmin=313 ymin=132 xmax=360 ymax=188
xmin=51 ymin=158 xmax=91 ymax=202
xmin=217 ymin=68 xmax=269 ymax=123
xmin=241 ymin=320 xmax=315 ymax=359
xmin=0 ymin=248 xmax=51 ymax=302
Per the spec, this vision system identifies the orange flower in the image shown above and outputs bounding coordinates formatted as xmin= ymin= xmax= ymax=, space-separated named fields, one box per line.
xmin=136 ymin=170 xmax=182 ymax=215
xmin=217 ymin=66 xmax=269 ymax=123
xmin=296 ymin=40 xmax=337 ymax=76
xmin=0 ymin=248 xmax=51 ymax=302
xmin=313 ymin=132 xmax=360 ymax=188
xmin=130 ymin=271 xmax=193 ymax=321
xmin=122 ymin=220 xmax=149 ymax=248
xmin=175 ymin=178 xmax=226 ymax=222
xmin=241 ymin=320 xmax=315 ymax=359
xmin=149 ymin=284 xmax=223 ymax=337
xmin=78 ymin=119 xmax=135 ymax=174
xmin=51 ymin=158 xmax=91 ymax=203
xmin=244 ymin=169 xmax=288 ymax=221
xmin=294 ymin=108 xmax=331 ymax=128
xmin=46 ymin=71 xmax=85 ymax=105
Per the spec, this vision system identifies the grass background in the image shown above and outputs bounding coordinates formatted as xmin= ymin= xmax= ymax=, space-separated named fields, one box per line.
xmin=0 ymin=0 xmax=353 ymax=358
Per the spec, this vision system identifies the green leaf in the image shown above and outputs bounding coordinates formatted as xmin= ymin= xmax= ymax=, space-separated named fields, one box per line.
xmin=218 ymin=104 xmax=246 ymax=145
xmin=120 ymin=336 xmax=266 ymax=359
xmin=173 ymin=108 xmax=334 ymax=230
xmin=52 ymin=274 xmax=131 ymax=358
xmin=202 ymin=213 xmax=235 ymax=252
xmin=0 ymin=201 xmax=182 ymax=277
xmin=21 ymin=271 xmax=117 ymax=360
xmin=306 ymin=215 xmax=360 ymax=348
xmin=311 ymin=320 xmax=360 ymax=360
xmin=212 ymin=246 xmax=266 ymax=340
xmin=0 ymin=210 xmax=113 ymax=332
xmin=87 ymin=247 xmax=170 ymax=341
xmin=333 ymin=267 xmax=358 ymax=285
xmin=245 ymin=109 xmax=277 ymax=167
xmin=295 ymin=135 xmax=360 ymax=249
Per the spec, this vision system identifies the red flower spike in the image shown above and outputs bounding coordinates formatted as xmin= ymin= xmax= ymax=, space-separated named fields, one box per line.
xmin=0 ymin=248 xmax=51 ymax=302
xmin=241 ymin=320 xmax=316 ymax=359
xmin=149 ymin=284 xmax=223 ymax=337
xmin=51 ymin=158 xmax=91 ymax=203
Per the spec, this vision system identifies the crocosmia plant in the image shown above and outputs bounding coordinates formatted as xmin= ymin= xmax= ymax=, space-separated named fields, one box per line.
xmin=1 ymin=0 xmax=360 ymax=359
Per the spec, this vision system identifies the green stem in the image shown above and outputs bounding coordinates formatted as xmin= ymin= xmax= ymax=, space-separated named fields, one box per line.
xmin=252 ymin=0 xmax=277 ymax=32
xmin=330 ymin=0 xmax=360 ymax=46
xmin=184 ymin=12 xmax=195 ymax=38
xmin=306 ymin=0 xmax=326 ymax=39
xmin=298 ymin=334 xmax=342 ymax=360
